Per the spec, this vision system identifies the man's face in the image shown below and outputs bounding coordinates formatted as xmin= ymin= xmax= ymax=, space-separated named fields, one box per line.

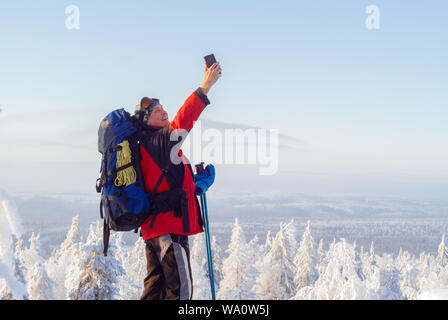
xmin=146 ymin=105 xmax=169 ymax=128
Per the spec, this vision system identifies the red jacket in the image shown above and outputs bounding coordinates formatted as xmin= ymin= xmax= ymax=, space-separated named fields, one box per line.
xmin=139 ymin=89 xmax=209 ymax=240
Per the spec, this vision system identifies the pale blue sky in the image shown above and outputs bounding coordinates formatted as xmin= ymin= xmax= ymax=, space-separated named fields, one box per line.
xmin=0 ymin=1 xmax=447 ymax=199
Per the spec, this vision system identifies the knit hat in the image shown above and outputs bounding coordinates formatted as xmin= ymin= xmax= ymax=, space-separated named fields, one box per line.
xmin=135 ymin=97 xmax=160 ymax=123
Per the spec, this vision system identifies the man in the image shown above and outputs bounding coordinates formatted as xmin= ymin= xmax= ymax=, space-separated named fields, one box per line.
xmin=135 ymin=61 xmax=222 ymax=300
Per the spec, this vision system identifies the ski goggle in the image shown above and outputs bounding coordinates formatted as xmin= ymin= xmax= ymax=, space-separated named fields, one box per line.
xmin=137 ymin=97 xmax=160 ymax=122
xmin=140 ymin=97 xmax=160 ymax=110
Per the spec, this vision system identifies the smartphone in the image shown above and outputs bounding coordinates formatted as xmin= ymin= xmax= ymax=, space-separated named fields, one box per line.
xmin=204 ymin=54 xmax=216 ymax=69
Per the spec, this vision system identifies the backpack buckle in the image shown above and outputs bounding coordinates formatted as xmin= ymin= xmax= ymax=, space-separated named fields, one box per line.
xmin=96 ymin=178 xmax=102 ymax=193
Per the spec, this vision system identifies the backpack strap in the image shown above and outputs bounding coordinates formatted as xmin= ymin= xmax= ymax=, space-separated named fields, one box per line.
xmin=148 ymin=165 xmax=170 ymax=228
xmin=103 ymin=219 xmax=110 ymax=256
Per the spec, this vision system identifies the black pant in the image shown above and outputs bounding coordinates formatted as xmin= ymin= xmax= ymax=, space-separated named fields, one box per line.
xmin=140 ymin=234 xmax=193 ymax=300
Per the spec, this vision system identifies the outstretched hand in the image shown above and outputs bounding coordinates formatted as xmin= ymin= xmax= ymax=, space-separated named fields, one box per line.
xmin=200 ymin=62 xmax=222 ymax=95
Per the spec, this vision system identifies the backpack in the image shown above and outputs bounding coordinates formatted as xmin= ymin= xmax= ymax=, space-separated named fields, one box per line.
xmin=96 ymin=108 xmax=190 ymax=256
xmin=96 ymin=109 xmax=153 ymax=256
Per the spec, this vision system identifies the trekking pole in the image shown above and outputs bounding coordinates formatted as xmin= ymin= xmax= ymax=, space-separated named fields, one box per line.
xmin=196 ymin=163 xmax=216 ymax=300
xmin=201 ymin=192 xmax=216 ymax=300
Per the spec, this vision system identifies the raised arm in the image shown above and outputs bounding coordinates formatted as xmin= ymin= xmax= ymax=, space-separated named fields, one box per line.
xmin=169 ymin=62 xmax=222 ymax=132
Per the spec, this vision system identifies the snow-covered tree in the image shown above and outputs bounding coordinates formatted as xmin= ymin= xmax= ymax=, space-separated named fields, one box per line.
xmin=247 ymin=235 xmax=262 ymax=267
xmin=122 ymin=236 xmax=146 ymax=294
xmin=293 ymin=221 xmax=318 ymax=290
xmin=192 ymin=258 xmax=212 ymax=299
xmin=253 ymin=222 xmax=296 ymax=300
xmin=363 ymin=242 xmax=377 ymax=280
xmin=393 ymin=248 xmax=418 ymax=299
xmin=399 ymin=264 xmax=419 ymax=299
xmin=12 ymin=232 xmax=55 ymax=299
xmin=283 ymin=219 xmax=297 ymax=254
xmin=316 ymin=239 xmax=326 ymax=275
xmin=61 ymin=216 xmax=81 ymax=253
xmin=45 ymin=216 xmax=81 ymax=299
xmin=262 ymin=231 xmax=272 ymax=256
xmin=190 ymin=233 xmax=224 ymax=299
xmin=416 ymin=249 xmax=448 ymax=296
xmin=12 ymin=237 xmax=26 ymax=286
xmin=368 ymin=243 xmax=376 ymax=268
xmin=294 ymin=239 xmax=375 ymax=300
xmin=211 ymin=235 xmax=224 ymax=290
xmin=396 ymin=248 xmax=414 ymax=271
xmin=376 ymin=264 xmax=404 ymax=300
xmin=190 ymin=233 xmax=211 ymax=300
xmin=25 ymin=263 xmax=54 ymax=300
xmin=64 ymin=222 xmax=125 ymax=300
xmin=112 ymin=232 xmax=124 ymax=262
xmin=114 ymin=233 xmax=143 ymax=300
xmin=417 ymin=252 xmax=439 ymax=293
xmin=0 ymin=278 xmax=13 ymax=300
xmin=0 ymin=260 xmax=27 ymax=300
xmin=0 ymin=196 xmax=26 ymax=300
xmin=437 ymin=234 xmax=448 ymax=269
xmin=217 ymin=218 xmax=254 ymax=300
xmin=191 ymin=234 xmax=208 ymax=273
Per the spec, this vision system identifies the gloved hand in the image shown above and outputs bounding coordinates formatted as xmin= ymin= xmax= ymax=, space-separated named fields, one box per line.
xmin=194 ymin=164 xmax=215 ymax=195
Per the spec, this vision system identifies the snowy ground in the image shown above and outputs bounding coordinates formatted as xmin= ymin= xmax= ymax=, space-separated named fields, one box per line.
xmin=417 ymin=289 xmax=448 ymax=300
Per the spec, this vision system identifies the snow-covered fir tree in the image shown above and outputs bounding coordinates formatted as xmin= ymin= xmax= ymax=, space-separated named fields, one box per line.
xmin=12 ymin=236 xmax=26 ymax=286
xmin=283 ymin=219 xmax=297 ymax=254
xmin=253 ymin=223 xmax=296 ymax=300
xmin=210 ymin=235 xmax=224 ymax=290
xmin=0 ymin=236 xmax=26 ymax=299
xmin=0 ymin=278 xmax=12 ymax=300
xmin=14 ymin=232 xmax=54 ymax=299
xmin=0 ymin=260 xmax=27 ymax=300
xmin=363 ymin=242 xmax=377 ymax=281
xmin=113 ymin=233 xmax=143 ymax=300
xmin=191 ymin=233 xmax=207 ymax=268
xmin=114 ymin=232 xmax=127 ymax=265
xmin=191 ymin=233 xmax=211 ymax=300
xmin=368 ymin=243 xmax=376 ymax=271
xmin=247 ymin=235 xmax=262 ymax=268
xmin=417 ymin=252 xmax=439 ymax=293
xmin=191 ymin=256 xmax=212 ymax=300
xmin=396 ymin=248 xmax=414 ymax=271
xmin=191 ymin=234 xmax=208 ymax=276
xmin=395 ymin=248 xmax=419 ymax=300
xmin=375 ymin=264 xmax=404 ymax=300
xmin=437 ymin=234 xmax=448 ymax=269
xmin=293 ymin=221 xmax=318 ymax=290
xmin=64 ymin=222 xmax=125 ymax=300
xmin=316 ymin=238 xmax=326 ymax=275
xmin=45 ymin=215 xmax=81 ymax=299
xmin=294 ymin=239 xmax=374 ymax=300
xmin=217 ymin=218 xmax=254 ymax=300
xmin=0 ymin=196 xmax=27 ymax=299
xmin=119 ymin=235 xmax=146 ymax=299
xmin=25 ymin=263 xmax=54 ymax=300
xmin=262 ymin=230 xmax=272 ymax=256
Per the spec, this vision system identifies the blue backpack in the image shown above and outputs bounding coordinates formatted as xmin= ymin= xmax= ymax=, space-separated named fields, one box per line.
xmin=96 ymin=108 xmax=189 ymax=255
xmin=96 ymin=109 xmax=152 ymax=255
